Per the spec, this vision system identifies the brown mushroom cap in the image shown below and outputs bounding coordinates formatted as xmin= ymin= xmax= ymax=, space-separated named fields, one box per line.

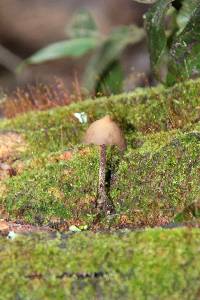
xmin=83 ymin=115 xmax=126 ymax=151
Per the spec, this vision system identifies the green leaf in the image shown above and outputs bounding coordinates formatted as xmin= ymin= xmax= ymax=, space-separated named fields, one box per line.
xmin=66 ymin=9 xmax=100 ymax=39
xmin=144 ymin=0 xmax=173 ymax=80
xmin=132 ymin=0 xmax=157 ymax=3
xmin=83 ymin=25 xmax=145 ymax=93
xmin=167 ymin=4 xmax=200 ymax=85
xmin=96 ymin=62 xmax=124 ymax=95
xmin=176 ymin=0 xmax=199 ymax=32
xmin=22 ymin=38 xmax=99 ymax=65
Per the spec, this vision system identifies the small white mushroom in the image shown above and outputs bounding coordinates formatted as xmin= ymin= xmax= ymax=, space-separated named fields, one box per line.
xmin=83 ymin=115 xmax=126 ymax=212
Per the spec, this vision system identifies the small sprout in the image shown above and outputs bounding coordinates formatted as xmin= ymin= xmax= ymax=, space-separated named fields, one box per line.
xmin=74 ymin=112 xmax=88 ymax=124
xmin=84 ymin=115 xmax=126 ymax=213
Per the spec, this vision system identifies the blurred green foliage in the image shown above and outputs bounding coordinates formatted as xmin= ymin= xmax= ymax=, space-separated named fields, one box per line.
xmin=19 ymin=10 xmax=145 ymax=95
xmin=140 ymin=0 xmax=200 ymax=85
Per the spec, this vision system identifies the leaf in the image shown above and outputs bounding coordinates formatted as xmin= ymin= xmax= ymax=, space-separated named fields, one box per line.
xmin=66 ymin=9 xmax=100 ymax=39
xmin=96 ymin=62 xmax=124 ymax=95
xmin=83 ymin=25 xmax=145 ymax=93
xmin=176 ymin=0 xmax=199 ymax=32
xmin=21 ymin=38 xmax=99 ymax=65
xmin=167 ymin=4 xmax=200 ymax=85
xmin=144 ymin=0 xmax=173 ymax=80
xmin=132 ymin=0 xmax=157 ymax=3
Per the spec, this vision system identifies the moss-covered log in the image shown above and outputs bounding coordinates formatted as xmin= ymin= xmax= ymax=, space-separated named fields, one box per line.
xmin=1 ymin=78 xmax=200 ymax=154
xmin=1 ymin=130 xmax=200 ymax=227
xmin=1 ymin=79 xmax=200 ymax=299
xmin=1 ymin=228 xmax=200 ymax=300
xmin=1 ymin=79 xmax=200 ymax=226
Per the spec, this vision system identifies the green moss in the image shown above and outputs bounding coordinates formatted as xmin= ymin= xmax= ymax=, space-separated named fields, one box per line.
xmin=1 ymin=146 xmax=99 ymax=225
xmin=1 ymin=130 xmax=200 ymax=227
xmin=1 ymin=79 xmax=200 ymax=226
xmin=1 ymin=78 xmax=200 ymax=155
xmin=111 ymin=132 xmax=200 ymax=225
xmin=0 ymin=228 xmax=200 ymax=300
xmin=1 ymin=80 xmax=200 ymax=298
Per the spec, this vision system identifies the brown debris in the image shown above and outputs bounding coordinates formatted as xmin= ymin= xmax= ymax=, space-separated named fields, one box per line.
xmin=0 ymin=220 xmax=9 ymax=235
xmin=0 ymin=132 xmax=26 ymax=180
xmin=0 ymin=162 xmax=16 ymax=180
xmin=0 ymin=219 xmax=54 ymax=236
xmin=0 ymin=132 xmax=26 ymax=162
xmin=1 ymin=79 xmax=71 ymax=118
xmin=59 ymin=151 xmax=73 ymax=161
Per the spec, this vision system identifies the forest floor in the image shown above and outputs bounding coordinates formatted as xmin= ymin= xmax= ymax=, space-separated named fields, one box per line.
xmin=1 ymin=79 xmax=200 ymax=299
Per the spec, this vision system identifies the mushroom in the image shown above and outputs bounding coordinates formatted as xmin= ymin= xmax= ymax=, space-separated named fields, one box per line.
xmin=83 ymin=115 xmax=126 ymax=212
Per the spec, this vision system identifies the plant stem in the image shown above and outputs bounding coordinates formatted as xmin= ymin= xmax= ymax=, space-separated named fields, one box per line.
xmin=97 ymin=144 xmax=108 ymax=211
xmin=0 ymin=44 xmax=22 ymax=73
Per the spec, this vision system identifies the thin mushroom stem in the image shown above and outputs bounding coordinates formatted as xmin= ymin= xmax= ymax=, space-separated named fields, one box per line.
xmin=97 ymin=144 xmax=108 ymax=211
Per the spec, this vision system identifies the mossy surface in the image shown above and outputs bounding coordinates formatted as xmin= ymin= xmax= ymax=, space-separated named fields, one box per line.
xmin=1 ymin=78 xmax=200 ymax=154
xmin=1 ymin=228 xmax=200 ymax=300
xmin=1 ymin=79 xmax=200 ymax=226
xmin=1 ymin=130 xmax=200 ymax=227
xmin=1 ymin=79 xmax=200 ymax=298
